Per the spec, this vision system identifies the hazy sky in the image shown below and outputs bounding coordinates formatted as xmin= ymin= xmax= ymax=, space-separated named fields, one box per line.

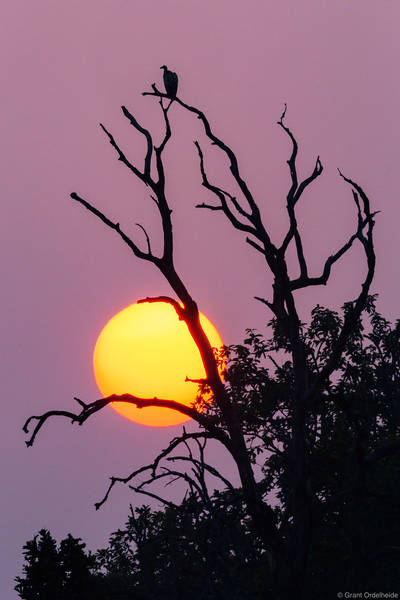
xmin=2 ymin=2 xmax=400 ymax=597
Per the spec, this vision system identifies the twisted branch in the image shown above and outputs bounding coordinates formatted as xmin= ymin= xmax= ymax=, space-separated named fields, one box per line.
xmin=23 ymin=393 xmax=230 ymax=451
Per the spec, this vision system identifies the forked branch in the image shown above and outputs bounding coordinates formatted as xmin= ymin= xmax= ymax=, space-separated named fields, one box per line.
xmin=143 ymin=84 xmax=278 ymax=265
xmin=194 ymin=141 xmax=256 ymax=237
xmin=310 ymin=174 xmax=376 ymax=392
xmin=70 ymin=192 xmax=159 ymax=264
xmin=121 ymin=105 xmax=153 ymax=179
xmin=277 ymin=104 xmax=323 ymax=279
xmin=94 ymin=430 xmax=226 ymax=510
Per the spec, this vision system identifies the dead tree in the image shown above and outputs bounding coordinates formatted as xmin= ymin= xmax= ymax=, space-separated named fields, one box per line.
xmin=23 ymin=72 xmax=379 ymax=596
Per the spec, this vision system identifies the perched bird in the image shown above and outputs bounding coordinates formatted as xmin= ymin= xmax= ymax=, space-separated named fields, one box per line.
xmin=160 ymin=65 xmax=178 ymax=98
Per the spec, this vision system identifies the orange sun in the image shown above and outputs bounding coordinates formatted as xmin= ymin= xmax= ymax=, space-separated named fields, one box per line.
xmin=93 ymin=302 xmax=223 ymax=427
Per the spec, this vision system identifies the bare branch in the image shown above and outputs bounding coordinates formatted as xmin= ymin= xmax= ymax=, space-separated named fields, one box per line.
xmin=137 ymin=295 xmax=185 ymax=320
xmin=195 ymin=202 xmax=224 ymax=212
xmin=294 ymin=156 xmax=323 ymax=205
xmin=177 ymin=99 xmax=265 ymax=228
xmin=135 ymin=223 xmax=152 ymax=256
xmin=309 ymin=175 xmax=376 ymax=392
xmin=246 ymin=237 xmax=266 ymax=255
xmin=23 ymin=393 xmax=230 ymax=451
xmin=162 ymin=467 xmax=204 ymax=496
xmin=278 ymin=105 xmax=323 ymax=209
xmin=121 ymin=105 xmax=153 ymax=179
xmin=289 ymin=187 xmax=376 ymax=292
xmin=144 ymin=87 xmax=277 ymax=258
xmin=73 ymin=396 xmax=88 ymax=409
xmin=143 ymin=83 xmax=166 ymax=98
xmin=70 ymin=192 xmax=158 ymax=263
xmin=194 ymin=141 xmax=256 ymax=236
xmin=254 ymin=296 xmax=274 ymax=311
xmin=143 ymin=97 xmax=173 ymax=195
xmin=338 ymin=169 xmax=372 ymax=216
xmin=277 ymin=106 xmax=323 ymax=281
xmin=23 ymin=410 xmax=79 ymax=447
xmin=99 ymin=123 xmax=148 ymax=184
xmin=290 ymin=228 xmax=360 ymax=290
xmin=94 ymin=430 xmax=220 ymax=510
xmin=95 ymin=465 xmax=155 ymax=510
xmin=277 ymin=104 xmax=298 ymax=199
xmin=194 ymin=142 xmax=251 ymax=220
xmin=181 ymin=428 xmax=194 ymax=460
xmin=152 ymin=431 xmax=221 ymax=477
xmin=156 ymin=98 xmax=172 ymax=155
xmin=167 ymin=455 xmax=235 ymax=492
xmin=185 ymin=376 xmax=209 ymax=384
xmin=83 ymin=102 xmax=226 ymax=430
xmin=128 ymin=485 xmax=177 ymax=508
xmin=135 ymin=468 xmax=204 ymax=499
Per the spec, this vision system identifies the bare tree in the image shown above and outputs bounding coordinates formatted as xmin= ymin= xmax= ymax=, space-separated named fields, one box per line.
xmin=23 ymin=71 xmax=384 ymax=596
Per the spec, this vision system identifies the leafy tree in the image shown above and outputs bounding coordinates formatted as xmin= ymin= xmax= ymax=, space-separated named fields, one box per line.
xmin=95 ymin=499 xmax=271 ymax=600
xmin=15 ymin=529 xmax=63 ymax=600
xmin=58 ymin=534 xmax=97 ymax=598
xmin=215 ymin=296 xmax=400 ymax=594
xmin=22 ymin=70 xmax=400 ymax=597
xmin=15 ymin=529 xmax=104 ymax=599
xmin=19 ymin=299 xmax=400 ymax=597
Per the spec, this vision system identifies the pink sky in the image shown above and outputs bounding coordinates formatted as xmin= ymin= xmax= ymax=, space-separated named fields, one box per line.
xmin=2 ymin=2 xmax=400 ymax=597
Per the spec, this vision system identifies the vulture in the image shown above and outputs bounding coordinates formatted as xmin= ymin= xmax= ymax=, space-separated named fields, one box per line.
xmin=160 ymin=65 xmax=178 ymax=98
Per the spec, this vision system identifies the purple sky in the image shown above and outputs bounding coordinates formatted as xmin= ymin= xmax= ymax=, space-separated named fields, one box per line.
xmin=2 ymin=2 xmax=400 ymax=597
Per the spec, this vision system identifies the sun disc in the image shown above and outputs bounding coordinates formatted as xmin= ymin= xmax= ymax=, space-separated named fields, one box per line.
xmin=93 ymin=302 xmax=223 ymax=427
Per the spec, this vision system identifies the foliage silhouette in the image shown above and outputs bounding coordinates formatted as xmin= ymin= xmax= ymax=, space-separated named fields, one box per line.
xmin=14 ymin=529 xmax=106 ymax=599
xmin=18 ymin=300 xmax=400 ymax=597
xmin=21 ymin=69 xmax=399 ymax=596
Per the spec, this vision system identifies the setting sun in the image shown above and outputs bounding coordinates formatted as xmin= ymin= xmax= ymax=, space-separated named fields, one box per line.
xmin=93 ymin=302 xmax=223 ymax=427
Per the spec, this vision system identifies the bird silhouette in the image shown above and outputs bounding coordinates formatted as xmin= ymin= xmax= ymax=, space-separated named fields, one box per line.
xmin=160 ymin=65 xmax=178 ymax=98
